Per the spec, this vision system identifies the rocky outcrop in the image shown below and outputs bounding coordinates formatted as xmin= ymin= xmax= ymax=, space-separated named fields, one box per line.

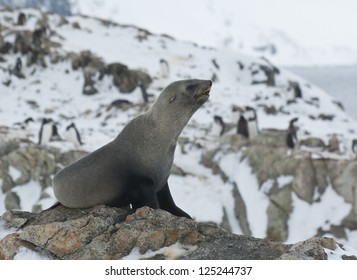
xmin=0 ymin=9 xmax=152 ymax=96
xmin=201 ymin=130 xmax=357 ymax=242
xmin=1 ymin=205 xmax=353 ymax=260
xmin=0 ymin=140 xmax=87 ymax=212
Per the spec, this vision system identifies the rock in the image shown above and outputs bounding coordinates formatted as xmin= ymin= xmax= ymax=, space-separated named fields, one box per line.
xmin=5 ymin=192 xmax=21 ymax=210
xmin=300 ymin=137 xmax=326 ymax=148
xmin=0 ymin=141 xmax=88 ymax=211
xmin=280 ymin=237 xmax=336 ymax=260
xmin=232 ymin=183 xmax=251 ymax=236
xmin=70 ymin=53 xmax=152 ymax=95
xmin=327 ymin=134 xmax=340 ymax=153
xmin=267 ymin=185 xmax=292 ymax=241
xmin=292 ymin=158 xmax=316 ymax=203
xmin=0 ymin=233 xmax=26 ymax=260
xmin=58 ymin=150 xmax=88 ymax=167
xmin=1 ymin=205 xmax=349 ymax=260
xmin=202 ymin=131 xmax=357 ymax=242
xmin=105 ymin=63 xmax=151 ymax=93
xmin=288 ymin=80 xmax=303 ymax=98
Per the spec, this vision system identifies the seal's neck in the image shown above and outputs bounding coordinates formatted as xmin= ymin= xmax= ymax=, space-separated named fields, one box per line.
xmin=146 ymin=103 xmax=194 ymax=144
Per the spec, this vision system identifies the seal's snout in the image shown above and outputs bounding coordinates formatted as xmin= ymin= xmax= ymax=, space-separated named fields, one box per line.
xmin=194 ymin=80 xmax=212 ymax=102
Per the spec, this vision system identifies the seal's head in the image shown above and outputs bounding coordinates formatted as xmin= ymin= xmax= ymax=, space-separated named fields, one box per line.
xmin=165 ymin=79 xmax=212 ymax=106
xmin=151 ymin=79 xmax=212 ymax=115
xmin=147 ymin=79 xmax=212 ymax=137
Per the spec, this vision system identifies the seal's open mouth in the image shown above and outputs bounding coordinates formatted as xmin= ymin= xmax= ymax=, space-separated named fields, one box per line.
xmin=194 ymin=87 xmax=211 ymax=101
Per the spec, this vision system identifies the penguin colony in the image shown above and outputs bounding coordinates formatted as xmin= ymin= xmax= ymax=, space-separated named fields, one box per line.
xmin=210 ymin=106 xmax=259 ymax=140
xmin=38 ymin=118 xmax=83 ymax=147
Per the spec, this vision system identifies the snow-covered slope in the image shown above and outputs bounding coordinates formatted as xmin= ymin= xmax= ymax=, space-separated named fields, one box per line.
xmin=1 ymin=8 xmax=357 ymax=250
xmin=71 ymin=0 xmax=357 ymax=66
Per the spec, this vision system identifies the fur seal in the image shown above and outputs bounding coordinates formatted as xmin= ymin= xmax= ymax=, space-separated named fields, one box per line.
xmin=53 ymin=79 xmax=212 ymax=218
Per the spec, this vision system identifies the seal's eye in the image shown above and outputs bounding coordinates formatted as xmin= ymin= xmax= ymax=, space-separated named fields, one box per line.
xmin=169 ymin=96 xmax=176 ymax=103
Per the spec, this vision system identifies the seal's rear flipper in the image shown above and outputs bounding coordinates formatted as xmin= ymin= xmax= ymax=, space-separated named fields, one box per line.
xmin=157 ymin=182 xmax=192 ymax=219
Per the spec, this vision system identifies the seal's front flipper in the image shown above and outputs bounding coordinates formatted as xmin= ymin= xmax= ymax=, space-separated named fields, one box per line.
xmin=157 ymin=182 xmax=192 ymax=219
xmin=127 ymin=176 xmax=159 ymax=210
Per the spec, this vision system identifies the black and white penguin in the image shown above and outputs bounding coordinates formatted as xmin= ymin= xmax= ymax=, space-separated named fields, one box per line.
xmin=237 ymin=106 xmax=258 ymax=139
xmin=286 ymin=118 xmax=299 ymax=148
xmin=237 ymin=115 xmax=248 ymax=138
xmin=17 ymin=12 xmax=26 ymax=26
xmin=38 ymin=118 xmax=54 ymax=145
xmin=50 ymin=122 xmax=62 ymax=141
xmin=65 ymin=123 xmax=83 ymax=147
xmin=13 ymin=117 xmax=34 ymax=130
xmin=211 ymin=115 xmax=225 ymax=136
xmin=244 ymin=106 xmax=259 ymax=139
xmin=230 ymin=105 xmax=240 ymax=124
xmin=159 ymin=58 xmax=169 ymax=79
xmin=15 ymin=57 xmax=22 ymax=73
xmin=352 ymin=139 xmax=357 ymax=158
xmin=32 ymin=26 xmax=46 ymax=49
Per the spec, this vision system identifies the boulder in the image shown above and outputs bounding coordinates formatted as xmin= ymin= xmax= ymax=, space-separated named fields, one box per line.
xmin=1 ymin=205 xmax=351 ymax=260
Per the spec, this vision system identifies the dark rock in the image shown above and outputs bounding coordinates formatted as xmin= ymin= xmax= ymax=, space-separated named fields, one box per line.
xmin=318 ymin=114 xmax=335 ymax=121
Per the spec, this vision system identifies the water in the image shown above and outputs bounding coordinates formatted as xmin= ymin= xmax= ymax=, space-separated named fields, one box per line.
xmin=287 ymin=65 xmax=357 ymax=120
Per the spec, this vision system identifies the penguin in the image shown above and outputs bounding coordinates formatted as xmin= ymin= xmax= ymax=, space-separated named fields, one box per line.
xmin=231 ymin=105 xmax=240 ymax=124
xmin=211 ymin=115 xmax=225 ymax=136
xmin=237 ymin=106 xmax=259 ymax=139
xmin=244 ymin=106 xmax=259 ymax=139
xmin=38 ymin=118 xmax=54 ymax=145
xmin=211 ymin=58 xmax=220 ymax=70
xmin=15 ymin=57 xmax=22 ymax=73
xmin=50 ymin=122 xmax=62 ymax=141
xmin=159 ymin=58 xmax=169 ymax=79
xmin=17 ymin=12 xmax=26 ymax=26
xmin=138 ymin=81 xmax=151 ymax=103
xmin=288 ymin=80 xmax=302 ymax=99
xmin=65 ymin=123 xmax=83 ymax=147
xmin=352 ymin=139 xmax=357 ymax=158
xmin=13 ymin=117 xmax=34 ymax=130
xmin=286 ymin=118 xmax=299 ymax=149
xmin=237 ymin=115 xmax=249 ymax=138
xmin=32 ymin=26 xmax=46 ymax=49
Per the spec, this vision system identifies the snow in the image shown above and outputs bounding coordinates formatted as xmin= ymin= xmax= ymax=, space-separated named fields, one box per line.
xmin=122 ymin=243 xmax=197 ymax=260
xmin=325 ymin=243 xmax=357 ymax=260
xmin=14 ymin=247 xmax=49 ymax=260
xmin=219 ymin=153 xmax=268 ymax=238
xmin=277 ymin=176 xmax=294 ymax=188
xmin=287 ymin=187 xmax=352 ymax=244
xmin=72 ymin=0 xmax=357 ymax=66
